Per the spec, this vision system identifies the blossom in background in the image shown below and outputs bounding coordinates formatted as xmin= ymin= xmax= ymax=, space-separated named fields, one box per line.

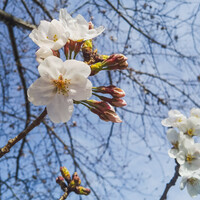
xmin=161 ymin=109 xmax=187 ymax=131
xmin=59 ymin=9 xmax=105 ymax=42
xmin=35 ymin=47 xmax=53 ymax=63
xmin=176 ymin=140 xmax=200 ymax=173
xmin=166 ymin=129 xmax=194 ymax=158
xmin=190 ymin=108 xmax=200 ymax=118
xmin=29 ymin=19 xmax=69 ymax=50
xmin=27 ymin=56 xmax=92 ymax=123
xmin=180 ymin=173 xmax=200 ymax=197
xmin=183 ymin=117 xmax=200 ymax=137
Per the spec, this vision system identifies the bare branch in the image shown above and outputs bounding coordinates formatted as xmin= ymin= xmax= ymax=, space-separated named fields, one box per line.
xmin=0 ymin=9 xmax=36 ymax=30
xmin=0 ymin=108 xmax=47 ymax=158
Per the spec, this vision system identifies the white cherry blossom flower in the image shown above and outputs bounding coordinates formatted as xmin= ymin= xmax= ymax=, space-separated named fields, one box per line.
xmin=29 ymin=19 xmax=69 ymax=50
xmin=27 ymin=56 xmax=92 ymax=123
xmin=190 ymin=108 xmax=200 ymax=118
xmin=177 ymin=140 xmax=200 ymax=174
xmin=35 ymin=47 xmax=53 ymax=63
xmin=180 ymin=173 xmax=200 ymax=198
xmin=161 ymin=110 xmax=187 ymax=131
xmin=167 ymin=129 xmax=194 ymax=158
xmin=184 ymin=117 xmax=200 ymax=137
xmin=59 ymin=9 xmax=105 ymax=41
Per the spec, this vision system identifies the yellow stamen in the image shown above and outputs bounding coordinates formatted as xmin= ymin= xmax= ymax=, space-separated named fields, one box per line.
xmin=172 ymin=142 xmax=179 ymax=149
xmin=187 ymin=128 xmax=194 ymax=136
xmin=53 ymin=34 xmax=58 ymax=42
xmin=47 ymin=34 xmax=58 ymax=42
xmin=53 ymin=75 xmax=70 ymax=95
xmin=177 ymin=118 xmax=182 ymax=122
xmin=186 ymin=154 xmax=195 ymax=163
xmin=188 ymin=178 xmax=198 ymax=185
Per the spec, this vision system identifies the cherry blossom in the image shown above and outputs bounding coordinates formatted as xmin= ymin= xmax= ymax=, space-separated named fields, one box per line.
xmin=27 ymin=56 xmax=92 ymax=123
xmin=29 ymin=19 xmax=69 ymax=50
xmin=59 ymin=9 xmax=104 ymax=41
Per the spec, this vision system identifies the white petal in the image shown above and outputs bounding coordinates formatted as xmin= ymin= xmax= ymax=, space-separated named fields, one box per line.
xmin=63 ymin=60 xmax=91 ymax=78
xmin=51 ymin=32 xmax=69 ymax=50
xmin=46 ymin=94 xmax=74 ymax=123
xmin=187 ymin=181 xmax=200 ymax=197
xmin=38 ymin=56 xmax=65 ymax=80
xmin=176 ymin=151 xmax=186 ymax=165
xmin=180 ymin=177 xmax=187 ymax=190
xmin=166 ymin=128 xmax=179 ymax=143
xmin=84 ymin=26 xmax=105 ymax=40
xmin=168 ymin=149 xmax=178 ymax=158
xmin=68 ymin=79 xmax=92 ymax=101
xmin=161 ymin=118 xmax=173 ymax=127
xmin=36 ymin=47 xmax=53 ymax=63
xmin=190 ymin=108 xmax=200 ymax=118
xmin=27 ymin=77 xmax=56 ymax=106
xmin=59 ymin=9 xmax=72 ymax=21
xmin=168 ymin=109 xmax=183 ymax=117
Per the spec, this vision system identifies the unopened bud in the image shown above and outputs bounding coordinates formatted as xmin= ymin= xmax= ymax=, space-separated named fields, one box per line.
xmin=88 ymin=21 xmax=94 ymax=29
xmin=86 ymin=100 xmax=115 ymax=112
xmin=97 ymin=96 xmax=127 ymax=107
xmin=106 ymin=60 xmax=128 ymax=70
xmin=93 ymin=86 xmax=125 ymax=98
xmin=90 ymin=62 xmax=103 ymax=76
xmin=90 ymin=108 xmax=109 ymax=122
xmin=56 ymin=176 xmax=67 ymax=192
xmin=72 ymin=172 xmax=81 ymax=186
xmin=102 ymin=54 xmax=127 ymax=67
xmin=75 ymin=186 xmax=91 ymax=195
xmin=60 ymin=166 xmax=71 ymax=184
xmin=104 ymin=110 xmax=122 ymax=123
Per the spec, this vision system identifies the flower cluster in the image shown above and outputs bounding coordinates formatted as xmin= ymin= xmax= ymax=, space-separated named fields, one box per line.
xmin=28 ymin=9 xmax=127 ymax=123
xmin=162 ymin=108 xmax=200 ymax=197
xmin=56 ymin=166 xmax=90 ymax=198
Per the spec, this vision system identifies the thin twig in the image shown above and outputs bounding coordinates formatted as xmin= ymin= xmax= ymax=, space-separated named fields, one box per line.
xmin=0 ymin=108 xmax=47 ymax=158
xmin=0 ymin=9 xmax=36 ymax=30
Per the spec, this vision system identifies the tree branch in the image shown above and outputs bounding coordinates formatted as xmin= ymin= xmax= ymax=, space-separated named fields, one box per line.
xmin=0 ymin=9 xmax=36 ymax=30
xmin=0 ymin=108 xmax=47 ymax=158
xmin=160 ymin=162 xmax=180 ymax=200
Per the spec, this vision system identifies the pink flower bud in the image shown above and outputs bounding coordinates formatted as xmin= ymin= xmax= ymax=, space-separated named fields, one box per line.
xmin=97 ymin=96 xmax=127 ymax=107
xmin=56 ymin=176 xmax=64 ymax=183
xmin=56 ymin=176 xmax=67 ymax=192
xmin=104 ymin=110 xmax=122 ymax=123
xmin=102 ymin=54 xmax=128 ymax=67
xmin=90 ymin=108 xmax=110 ymax=122
xmin=88 ymin=21 xmax=94 ymax=30
xmin=86 ymin=100 xmax=115 ymax=112
xmin=75 ymin=186 xmax=91 ymax=195
xmin=106 ymin=60 xmax=128 ymax=70
xmin=88 ymin=101 xmax=122 ymax=123
xmin=93 ymin=85 xmax=125 ymax=98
